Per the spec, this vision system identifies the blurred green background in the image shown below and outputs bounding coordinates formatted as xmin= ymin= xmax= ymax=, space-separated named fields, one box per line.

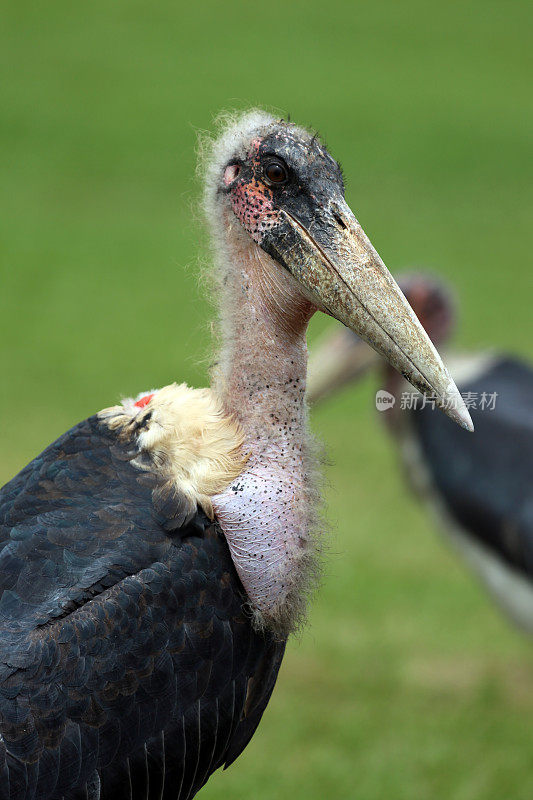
xmin=1 ymin=0 xmax=532 ymax=797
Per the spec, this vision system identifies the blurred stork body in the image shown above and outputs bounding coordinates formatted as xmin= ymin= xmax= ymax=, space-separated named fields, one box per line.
xmin=308 ymin=275 xmax=533 ymax=633
xmin=0 ymin=116 xmax=469 ymax=800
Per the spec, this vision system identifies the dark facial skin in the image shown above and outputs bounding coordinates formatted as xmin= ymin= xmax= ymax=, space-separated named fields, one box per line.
xmin=222 ymin=126 xmax=347 ymax=271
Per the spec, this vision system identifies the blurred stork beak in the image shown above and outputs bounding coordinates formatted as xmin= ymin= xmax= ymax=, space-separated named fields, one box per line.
xmin=264 ymin=198 xmax=473 ymax=431
xmin=307 ymin=328 xmax=377 ymax=405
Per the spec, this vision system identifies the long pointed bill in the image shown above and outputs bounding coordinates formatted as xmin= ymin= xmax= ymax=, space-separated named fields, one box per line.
xmin=267 ymin=199 xmax=473 ymax=431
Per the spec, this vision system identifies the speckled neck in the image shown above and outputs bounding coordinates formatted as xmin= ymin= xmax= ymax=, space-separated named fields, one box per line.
xmin=211 ymin=218 xmax=319 ymax=636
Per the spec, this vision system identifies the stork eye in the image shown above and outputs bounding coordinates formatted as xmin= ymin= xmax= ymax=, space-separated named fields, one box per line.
xmin=264 ymin=160 xmax=288 ymax=186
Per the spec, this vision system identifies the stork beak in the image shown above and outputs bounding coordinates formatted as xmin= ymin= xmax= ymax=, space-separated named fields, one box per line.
xmin=307 ymin=328 xmax=378 ymax=405
xmin=269 ymin=199 xmax=473 ymax=431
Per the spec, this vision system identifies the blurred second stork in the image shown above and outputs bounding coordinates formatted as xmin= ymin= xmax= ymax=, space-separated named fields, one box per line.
xmin=308 ymin=273 xmax=533 ymax=634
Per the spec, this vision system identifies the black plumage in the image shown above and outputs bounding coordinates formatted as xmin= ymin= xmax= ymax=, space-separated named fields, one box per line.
xmin=411 ymin=356 xmax=533 ymax=580
xmin=0 ymin=415 xmax=284 ymax=800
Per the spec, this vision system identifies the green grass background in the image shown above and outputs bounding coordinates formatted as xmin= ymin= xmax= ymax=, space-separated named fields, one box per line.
xmin=1 ymin=1 xmax=532 ymax=797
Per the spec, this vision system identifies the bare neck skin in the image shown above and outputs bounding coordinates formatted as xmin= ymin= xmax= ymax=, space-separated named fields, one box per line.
xmin=211 ymin=218 xmax=319 ymax=636
xmin=214 ymin=224 xmax=314 ymax=428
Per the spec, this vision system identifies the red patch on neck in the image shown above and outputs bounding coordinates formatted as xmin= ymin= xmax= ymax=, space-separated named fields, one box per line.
xmin=134 ymin=393 xmax=154 ymax=409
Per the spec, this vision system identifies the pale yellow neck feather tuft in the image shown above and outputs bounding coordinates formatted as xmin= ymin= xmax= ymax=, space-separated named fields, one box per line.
xmin=99 ymin=383 xmax=248 ymax=519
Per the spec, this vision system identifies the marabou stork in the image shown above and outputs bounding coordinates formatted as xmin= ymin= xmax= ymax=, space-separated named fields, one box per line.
xmin=308 ymin=273 xmax=533 ymax=633
xmin=0 ymin=113 xmax=472 ymax=800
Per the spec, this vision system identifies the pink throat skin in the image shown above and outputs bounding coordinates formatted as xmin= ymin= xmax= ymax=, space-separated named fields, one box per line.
xmin=212 ymin=215 xmax=318 ymax=634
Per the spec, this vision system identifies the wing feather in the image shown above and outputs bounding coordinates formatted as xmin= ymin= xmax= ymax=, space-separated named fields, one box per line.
xmin=0 ymin=415 xmax=285 ymax=800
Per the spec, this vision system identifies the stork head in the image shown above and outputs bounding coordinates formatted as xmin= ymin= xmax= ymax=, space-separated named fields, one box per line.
xmin=396 ymin=273 xmax=456 ymax=347
xmin=204 ymin=111 xmax=472 ymax=431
